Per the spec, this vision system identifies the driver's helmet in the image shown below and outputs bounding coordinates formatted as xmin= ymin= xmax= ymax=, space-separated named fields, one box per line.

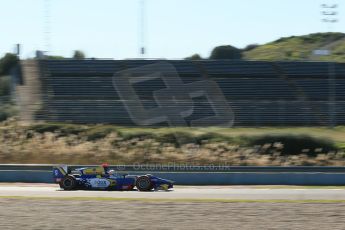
xmin=108 ymin=169 xmax=116 ymax=175
xmin=101 ymin=163 xmax=109 ymax=173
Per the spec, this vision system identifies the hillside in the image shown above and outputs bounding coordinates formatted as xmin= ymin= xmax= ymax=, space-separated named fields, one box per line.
xmin=243 ymin=32 xmax=345 ymax=62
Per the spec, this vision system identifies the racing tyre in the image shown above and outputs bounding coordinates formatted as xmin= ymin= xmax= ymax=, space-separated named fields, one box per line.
xmin=60 ymin=175 xmax=77 ymax=190
xmin=136 ymin=176 xmax=153 ymax=191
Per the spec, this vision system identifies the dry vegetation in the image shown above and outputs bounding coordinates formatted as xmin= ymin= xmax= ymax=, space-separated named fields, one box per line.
xmin=1 ymin=118 xmax=345 ymax=165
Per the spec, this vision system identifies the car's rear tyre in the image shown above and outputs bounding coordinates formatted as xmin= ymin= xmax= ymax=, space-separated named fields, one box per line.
xmin=59 ymin=175 xmax=76 ymax=190
xmin=136 ymin=176 xmax=153 ymax=191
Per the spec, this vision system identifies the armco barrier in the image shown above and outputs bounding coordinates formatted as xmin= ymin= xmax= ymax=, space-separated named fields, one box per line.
xmin=1 ymin=165 xmax=345 ymax=185
xmin=0 ymin=170 xmax=53 ymax=183
xmin=2 ymin=164 xmax=345 ymax=172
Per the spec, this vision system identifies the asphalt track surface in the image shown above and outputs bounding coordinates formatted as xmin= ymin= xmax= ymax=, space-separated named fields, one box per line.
xmin=1 ymin=183 xmax=345 ymax=200
xmin=2 ymin=184 xmax=345 ymax=230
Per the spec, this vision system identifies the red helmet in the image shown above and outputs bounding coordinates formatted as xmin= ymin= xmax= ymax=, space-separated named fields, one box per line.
xmin=101 ymin=163 xmax=109 ymax=168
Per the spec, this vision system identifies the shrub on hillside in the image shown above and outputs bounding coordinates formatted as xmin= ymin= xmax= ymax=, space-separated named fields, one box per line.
xmin=117 ymin=131 xmax=154 ymax=141
xmin=209 ymin=45 xmax=242 ymax=59
xmin=247 ymin=134 xmax=337 ymax=156
xmin=29 ymin=123 xmax=86 ymax=137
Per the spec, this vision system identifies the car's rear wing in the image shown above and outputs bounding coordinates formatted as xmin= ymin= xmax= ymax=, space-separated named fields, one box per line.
xmin=53 ymin=165 xmax=68 ymax=183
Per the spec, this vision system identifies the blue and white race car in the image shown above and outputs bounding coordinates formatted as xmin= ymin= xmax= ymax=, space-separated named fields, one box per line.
xmin=53 ymin=164 xmax=173 ymax=191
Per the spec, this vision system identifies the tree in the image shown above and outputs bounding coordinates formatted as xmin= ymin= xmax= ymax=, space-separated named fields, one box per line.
xmin=0 ymin=53 xmax=18 ymax=76
xmin=185 ymin=54 xmax=202 ymax=60
xmin=0 ymin=77 xmax=10 ymax=96
xmin=209 ymin=45 xmax=242 ymax=60
xmin=73 ymin=50 xmax=85 ymax=59
xmin=243 ymin=44 xmax=259 ymax=52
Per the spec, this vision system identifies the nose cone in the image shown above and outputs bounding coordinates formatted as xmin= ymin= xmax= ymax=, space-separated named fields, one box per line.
xmin=164 ymin=179 xmax=174 ymax=188
xmin=161 ymin=178 xmax=174 ymax=184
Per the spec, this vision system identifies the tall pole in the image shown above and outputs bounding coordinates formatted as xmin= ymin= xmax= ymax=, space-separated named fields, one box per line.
xmin=44 ymin=0 xmax=51 ymax=54
xmin=321 ymin=3 xmax=338 ymax=128
xmin=139 ymin=0 xmax=146 ymax=57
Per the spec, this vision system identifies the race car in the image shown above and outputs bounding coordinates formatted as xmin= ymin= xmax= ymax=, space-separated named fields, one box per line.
xmin=53 ymin=164 xmax=173 ymax=191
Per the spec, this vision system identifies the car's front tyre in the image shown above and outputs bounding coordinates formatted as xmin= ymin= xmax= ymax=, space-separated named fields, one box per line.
xmin=136 ymin=176 xmax=153 ymax=191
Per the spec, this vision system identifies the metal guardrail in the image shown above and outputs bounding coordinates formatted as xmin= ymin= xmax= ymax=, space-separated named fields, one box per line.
xmin=1 ymin=164 xmax=345 ymax=185
xmin=1 ymin=164 xmax=345 ymax=173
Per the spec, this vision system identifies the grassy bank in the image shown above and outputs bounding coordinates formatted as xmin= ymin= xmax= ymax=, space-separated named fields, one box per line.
xmin=1 ymin=118 xmax=345 ymax=165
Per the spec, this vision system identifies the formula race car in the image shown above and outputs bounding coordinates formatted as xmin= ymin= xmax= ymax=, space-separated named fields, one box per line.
xmin=53 ymin=164 xmax=173 ymax=191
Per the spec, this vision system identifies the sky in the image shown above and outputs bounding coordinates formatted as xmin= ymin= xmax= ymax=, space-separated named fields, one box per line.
xmin=0 ymin=0 xmax=344 ymax=59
